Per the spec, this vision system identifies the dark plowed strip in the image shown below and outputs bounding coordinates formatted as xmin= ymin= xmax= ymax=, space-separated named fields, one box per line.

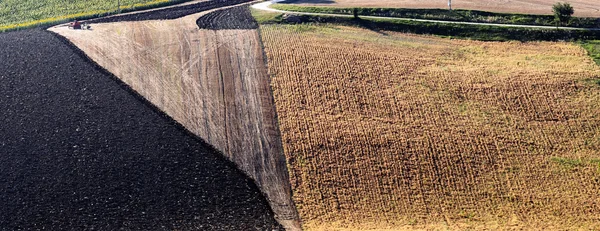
xmin=89 ymin=0 xmax=252 ymax=23
xmin=0 ymin=29 xmax=283 ymax=230
xmin=197 ymin=5 xmax=258 ymax=30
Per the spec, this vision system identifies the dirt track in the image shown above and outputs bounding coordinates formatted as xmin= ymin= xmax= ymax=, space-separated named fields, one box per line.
xmin=51 ymin=4 xmax=300 ymax=230
xmin=288 ymin=0 xmax=600 ymax=17
xmin=0 ymin=28 xmax=282 ymax=230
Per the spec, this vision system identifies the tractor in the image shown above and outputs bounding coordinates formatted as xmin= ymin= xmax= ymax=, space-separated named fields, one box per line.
xmin=68 ymin=20 xmax=91 ymax=30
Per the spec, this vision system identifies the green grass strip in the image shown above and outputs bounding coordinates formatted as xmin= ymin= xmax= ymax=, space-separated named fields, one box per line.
xmin=271 ymin=4 xmax=600 ymax=29
xmin=258 ymin=13 xmax=600 ymax=41
xmin=580 ymin=40 xmax=600 ymax=66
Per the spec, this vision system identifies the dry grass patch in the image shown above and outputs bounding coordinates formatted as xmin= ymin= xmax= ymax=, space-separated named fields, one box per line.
xmin=261 ymin=24 xmax=600 ymax=230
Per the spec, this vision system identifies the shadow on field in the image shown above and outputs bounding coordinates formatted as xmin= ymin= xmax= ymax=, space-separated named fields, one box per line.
xmin=353 ymin=18 xmax=389 ymax=35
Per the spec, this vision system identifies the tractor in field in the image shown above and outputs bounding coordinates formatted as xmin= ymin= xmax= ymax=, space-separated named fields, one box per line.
xmin=68 ymin=20 xmax=91 ymax=30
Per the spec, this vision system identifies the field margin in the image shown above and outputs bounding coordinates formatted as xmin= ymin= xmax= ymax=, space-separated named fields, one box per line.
xmin=252 ymin=2 xmax=600 ymax=42
xmin=271 ymin=4 xmax=600 ymax=29
xmin=0 ymin=0 xmax=193 ymax=33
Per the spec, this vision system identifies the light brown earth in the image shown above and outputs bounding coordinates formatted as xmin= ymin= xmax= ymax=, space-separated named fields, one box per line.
xmin=49 ymin=5 xmax=301 ymax=231
xmin=289 ymin=0 xmax=600 ymax=17
xmin=261 ymin=24 xmax=600 ymax=230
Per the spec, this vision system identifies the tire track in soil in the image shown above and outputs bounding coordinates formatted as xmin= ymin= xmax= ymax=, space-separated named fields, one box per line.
xmin=197 ymin=6 xmax=302 ymax=229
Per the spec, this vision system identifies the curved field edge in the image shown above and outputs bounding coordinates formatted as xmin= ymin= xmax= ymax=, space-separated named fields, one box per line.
xmin=0 ymin=0 xmax=195 ymax=33
xmin=87 ymin=0 xmax=253 ymax=23
xmin=50 ymin=3 xmax=301 ymax=230
xmin=260 ymin=24 xmax=600 ymax=230
xmin=196 ymin=5 xmax=258 ymax=30
xmin=0 ymin=28 xmax=282 ymax=230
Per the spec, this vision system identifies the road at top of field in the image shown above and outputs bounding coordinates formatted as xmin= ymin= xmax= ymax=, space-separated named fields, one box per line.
xmin=284 ymin=0 xmax=600 ymax=17
xmin=253 ymin=2 xmax=600 ymax=31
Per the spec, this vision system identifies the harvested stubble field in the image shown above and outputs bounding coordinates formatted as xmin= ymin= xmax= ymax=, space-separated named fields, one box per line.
xmin=51 ymin=3 xmax=300 ymax=230
xmin=261 ymin=24 xmax=600 ymax=230
xmin=288 ymin=0 xmax=600 ymax=17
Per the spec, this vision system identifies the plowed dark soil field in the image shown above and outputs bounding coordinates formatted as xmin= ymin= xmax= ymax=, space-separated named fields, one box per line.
xmin=0 ymin=29 xmax=282 ymax=230
xmin=89 ymin=0 xmax=252 ymax=23
xmin=197 ymin=5 xmax=258 ymax=30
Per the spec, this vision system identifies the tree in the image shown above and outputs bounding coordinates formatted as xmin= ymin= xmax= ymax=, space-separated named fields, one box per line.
xmin=353 ymin=8 xmax=359 ymax=19
xmin=552 ymin=2 xmax=574 ymax=26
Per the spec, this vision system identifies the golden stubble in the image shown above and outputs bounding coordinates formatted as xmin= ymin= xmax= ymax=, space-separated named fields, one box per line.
xmin=261 ymin=24 xmax=600 ymax=230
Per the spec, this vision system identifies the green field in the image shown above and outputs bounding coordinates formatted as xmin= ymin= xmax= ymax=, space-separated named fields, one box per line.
xmin=0 ymin=0 xmax=189 ymax=31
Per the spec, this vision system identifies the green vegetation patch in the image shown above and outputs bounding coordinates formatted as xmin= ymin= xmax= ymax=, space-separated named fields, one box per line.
xmin=583 ymin=78 xmax=600 ymax=87
xmin=551 ymin=157 xmax=584 ymax=168
xmin=551 ymin=157 xmax=600 ymax=170
xmin=0 ymin=0 xmax=192 ymax=32
xmin=250 ymin=8 xmax=283 ymax=24
xmin=272 ymin=4 xmax=600 ymax=28
xmin=580 ymin=40 xmax=600 ymax=66
xmin=258 ymin=13 xmax=600 ymax=41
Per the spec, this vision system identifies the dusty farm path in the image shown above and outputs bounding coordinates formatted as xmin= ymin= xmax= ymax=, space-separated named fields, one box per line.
xmin=253 ymin=1 xmax=600 ymax=31
xmin=50 ymin=1 xmax=301 ymax=230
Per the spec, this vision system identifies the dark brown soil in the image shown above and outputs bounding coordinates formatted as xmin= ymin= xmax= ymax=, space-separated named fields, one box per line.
xmin=89 ymin=0 xmax=252 ymax=23
xmin=0 ymin=28 xmax=283 ymax=231
xmin=197 ymin=5 xmax=258 ymax=30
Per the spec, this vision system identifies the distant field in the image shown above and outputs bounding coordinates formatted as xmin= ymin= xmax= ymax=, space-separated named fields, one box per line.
xmin=287 ymin=0 xmax=600 ymax=17
xmin=0 ymin=0 xmax=186 ymax=29
xmin=261 ymin=24 xmax=600 ymax=230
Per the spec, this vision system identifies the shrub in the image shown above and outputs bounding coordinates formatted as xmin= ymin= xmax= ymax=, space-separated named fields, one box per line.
xmin=552 ymin=2 xmax=574 ymax=26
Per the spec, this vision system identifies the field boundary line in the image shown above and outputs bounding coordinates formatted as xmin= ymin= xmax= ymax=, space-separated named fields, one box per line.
xmin=252 ymin=1 xmax=600 ymax=31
